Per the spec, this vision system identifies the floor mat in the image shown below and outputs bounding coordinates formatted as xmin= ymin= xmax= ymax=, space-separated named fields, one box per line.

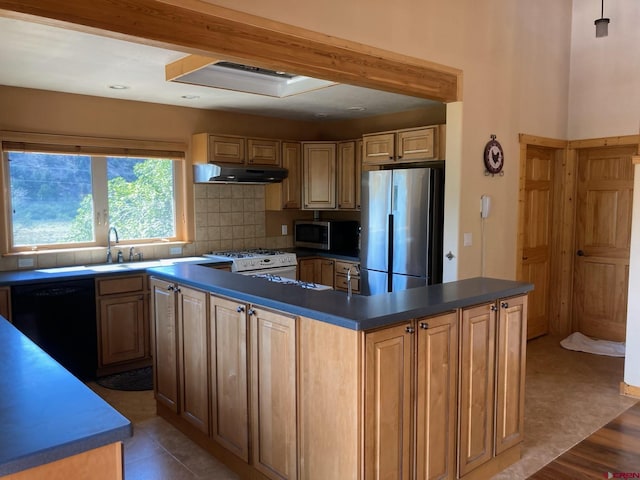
xmin=96 ymin=366 xmax=153 ymax=391
xmin=560 ymin=332 xmax=625 ymax=357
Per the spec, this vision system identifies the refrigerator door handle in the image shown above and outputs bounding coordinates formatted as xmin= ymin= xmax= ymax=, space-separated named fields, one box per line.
xmin=388 ymin=213 xmax=394 ymax=292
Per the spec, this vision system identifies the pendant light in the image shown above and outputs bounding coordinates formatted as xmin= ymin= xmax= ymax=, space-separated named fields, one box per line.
xmin=595 ymin=0 xmax=610 ymax=37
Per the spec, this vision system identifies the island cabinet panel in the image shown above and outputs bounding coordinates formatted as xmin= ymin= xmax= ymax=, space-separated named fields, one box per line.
xmin=297 ymin=316 xmax=362 ymax=480
xmin=250 ymin=306 xmax=298 ymax=480
xmin=495 ymin=295 xmax=527 ymax=455
xmin=415 ymin=312 xmax=458 ymax=480
xmin=177 ymin=285 xmax=209 ymax=435
xmin=209 ymin=294 xmax=249 ymax=462
xmin=151 ymin=277 xmax=179 ymax=413
xmin=364 ymin=322 xmax=413 ymax=480
xmin=458 ymin=302 xmax=496 ymax=477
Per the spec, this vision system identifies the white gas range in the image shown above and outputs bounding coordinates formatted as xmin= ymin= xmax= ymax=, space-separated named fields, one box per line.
xmin=203 ymin=249 xmax=297 ymax=277
xmin=203 ymin=249 xmax=332 ymax=291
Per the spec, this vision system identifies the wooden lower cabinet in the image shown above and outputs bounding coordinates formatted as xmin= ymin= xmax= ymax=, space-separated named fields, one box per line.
xmin=365 ymin=322 xmax=413 ymax=480
xmin=96 ymin=274 xmax=149 ymax=375
xmin=364 ymin=312 xmax=458 ymax=480
xmin=298 ymin=257 xmax=335 ymax=287
xmin=209 ymin=295 xmax=249 ymax=461
xmin=250 ymin=305 xmax=298 ymax=480
xmin=416 ymin=312 xmax=458 ymax=480
xmin=0 ymin=286 xmax=11 ymax=322
xmin=150 ymin=277 xmax=209 ymax=434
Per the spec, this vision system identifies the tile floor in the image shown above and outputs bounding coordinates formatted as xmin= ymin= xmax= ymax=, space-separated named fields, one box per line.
xmin=88 ymin=334 xmax=637 ymax=480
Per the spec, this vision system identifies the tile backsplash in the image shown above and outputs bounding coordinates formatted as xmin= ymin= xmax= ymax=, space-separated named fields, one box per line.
xmin=193 ymin=183 xmax=293 ymax=254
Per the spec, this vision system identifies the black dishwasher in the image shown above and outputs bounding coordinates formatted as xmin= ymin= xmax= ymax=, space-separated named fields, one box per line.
xmin=11 ymin=278 xmax=97 ymax=380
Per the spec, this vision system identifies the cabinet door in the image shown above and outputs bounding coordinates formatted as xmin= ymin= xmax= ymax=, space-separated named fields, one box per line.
xmin=337 ymin=141 xmax=357 ymax=209
xmin=415 ymin=312 xmax=458 ymax=480
xmin=298 ymin=258 xmax=316 ymax=283
xmin=355 ymin=139 xmax=362 ymax=209
xmin=209 ymin=295 xmax=249 ymax=461
xmin=363 ymin=133 xmax=395 ymax=165
xmin=495 ymin=295 xmax=527 ymax=455
xmin=250 ymin=306 xmax=298 ymax=480
xmin=397 ymin=127 xmax=436 ymax=162
xmin=0 ymin=286 xmax=11 ymax=322
xmin=319 ymin=259 xmax=335 ymax=287
xmin=150 ymin=277 xmax=178 ymax=412
xmin=364 ymin=322 xmax=413 ymax=480
xmin=458 ymin=303 xmax=496 ymax=477
xmin=98 ymin=294 xmax=146 ymax=366
xmin=266 ymin=142 xmax=302 ymax=210
xmin=248 ymin=138 xmax=281 ymax=166
xmin=209 ymin=135 xmax=245 ymax=164
xmin=303 ymin=143 xmax=336 ymax=209
xmin=177 ymin=285 xmax=209 ymax=434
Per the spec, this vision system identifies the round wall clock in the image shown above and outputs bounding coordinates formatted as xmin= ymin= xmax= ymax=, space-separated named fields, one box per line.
xmin=483 ymin=134 xmax=504 ymax=175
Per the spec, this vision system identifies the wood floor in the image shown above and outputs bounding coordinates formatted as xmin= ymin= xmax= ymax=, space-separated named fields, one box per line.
xmin=529 ymin=401 xmax=640 ymax=479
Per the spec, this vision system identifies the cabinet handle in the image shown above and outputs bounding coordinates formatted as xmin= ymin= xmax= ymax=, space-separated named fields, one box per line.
xmin=167 ymin=285 xmax=175 ymax=291
xmin=420 ymin=322 xmax=429 ymax=329
xmin=490 ymin=304 xmax=498 ymax=312
xmin=398 ymin=155 xmax=403 ymax=159
xmin=501 ymin=301 xmax=509 ymax=309
xmin=406 ymin=326 xmax=415 ymax=334
xmin=237 ymin=305 xmax=245 ymax=313
xmin=175 ymin=286 xmax=181 ymax=293
xmin=248 ymin=308 xmax=256 ymax=316
xmin=389 ymin=156 xmax=394 ymax=160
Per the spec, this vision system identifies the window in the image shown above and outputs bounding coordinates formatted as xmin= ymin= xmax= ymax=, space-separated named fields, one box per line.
xmin=2 ymin=134 xmax=188 ymax=253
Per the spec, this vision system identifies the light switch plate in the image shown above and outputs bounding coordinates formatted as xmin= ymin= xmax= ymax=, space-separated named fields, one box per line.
xmin=463 ymin=233 xmax=472 ymax=247
xmin=170 ymin=246 xmax=182 ymax=255
xmin=18 ymin=257 xmax=34 ymax=268
xmin=281 ymin=224 xmax=288 ymax=235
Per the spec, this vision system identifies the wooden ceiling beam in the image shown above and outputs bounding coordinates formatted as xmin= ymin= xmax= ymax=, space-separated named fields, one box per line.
xmin=0 ymin=0 xmax=461 ymax=103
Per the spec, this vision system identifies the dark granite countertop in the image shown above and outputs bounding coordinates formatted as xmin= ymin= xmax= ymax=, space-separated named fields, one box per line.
xmin=0 ymin=317 xmax=132 ymax=476
xmin=0 ymin=256 xmax=229 ymax=286
xmin=147 ymin=263 xmax=533 ymax=331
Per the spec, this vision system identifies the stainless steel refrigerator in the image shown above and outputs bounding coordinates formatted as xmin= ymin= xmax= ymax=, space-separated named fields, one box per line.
xmin=360 ymin=167 xmax=444 ymax=295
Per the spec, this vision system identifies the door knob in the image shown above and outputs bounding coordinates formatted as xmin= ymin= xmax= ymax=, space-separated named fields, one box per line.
xmin=577 ymin=250 xmax=586 ymax=257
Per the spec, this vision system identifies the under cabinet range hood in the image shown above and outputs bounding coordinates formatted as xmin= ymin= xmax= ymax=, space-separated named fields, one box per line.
xmin=193 ymin=163 xmax=288 ymax=184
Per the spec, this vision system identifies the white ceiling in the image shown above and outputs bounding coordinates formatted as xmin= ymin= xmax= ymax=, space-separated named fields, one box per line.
xmin=0 ymin=16 xmax=440 ymax=122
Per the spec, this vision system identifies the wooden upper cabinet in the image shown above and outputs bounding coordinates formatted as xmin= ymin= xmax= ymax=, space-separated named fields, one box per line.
xmin=363 ymin=125 xmax=445 ymax=165
xmin=208 ymin=135 xmax=245 ymax=164
xmin=337 ymin=140 xmax=357 ymax=210
xmin=397 ymin=127 xmax=435 ymax=162
xmin=247 ymin=138 xmax=281 ymax=166
xmin=362 ymin=132 xmax=395 ymax=165
xmin=302 ymin=142 xmax=336 ymax=210
xmin=266 ymin=141 xmax=301 ymax=210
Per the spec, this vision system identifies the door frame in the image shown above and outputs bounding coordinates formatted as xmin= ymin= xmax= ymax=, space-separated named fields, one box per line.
xmin=518 ymin=134 xmax=640 ymax=337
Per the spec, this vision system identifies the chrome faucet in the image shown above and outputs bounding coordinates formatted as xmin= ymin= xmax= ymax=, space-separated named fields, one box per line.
xmin=346 ymin=264 xmax=360 ymax=299
xmin=129 ymin=246 xmax=144 ymax=262
xmin=106 ymin=226 xmax=119 ymax=263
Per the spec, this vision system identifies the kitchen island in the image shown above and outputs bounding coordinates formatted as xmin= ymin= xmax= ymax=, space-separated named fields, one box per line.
xmin=148 ymin=263 xmax=533 ymax=480
xmin=0 ymin=317 xmax=131 ymax=479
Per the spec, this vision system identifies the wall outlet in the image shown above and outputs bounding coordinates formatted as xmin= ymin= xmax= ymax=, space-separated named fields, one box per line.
xmin=170 ymin=246 xmax=182 ymax=255
xmin=281 ymin=224 xmax=288 ymax=235
xmin=18 ymin=257 xmax=34 ymax=268
xmin=463 ymin=233 xmax=472 ymax=247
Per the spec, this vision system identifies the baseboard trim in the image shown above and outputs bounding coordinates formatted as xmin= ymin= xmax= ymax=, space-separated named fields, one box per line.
xmin=620 ymin=381 xmax=640 ymax=398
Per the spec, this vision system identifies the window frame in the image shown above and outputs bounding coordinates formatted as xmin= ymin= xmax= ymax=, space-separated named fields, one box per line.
xmin=0 ymin=131 xmax=192 ymax=254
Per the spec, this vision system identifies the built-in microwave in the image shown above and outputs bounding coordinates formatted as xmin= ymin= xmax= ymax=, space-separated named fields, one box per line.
xmin=294 ymin=220 xmax=360 ymax=254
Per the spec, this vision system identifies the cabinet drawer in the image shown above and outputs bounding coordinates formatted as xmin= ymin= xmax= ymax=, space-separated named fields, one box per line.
xmin=97 ymin=274 xmax=145 ymax=296
xmin=334 ymin=260 xmax=359 ymax=274
xmin=335 ymin=275 xmax=360 ymax=293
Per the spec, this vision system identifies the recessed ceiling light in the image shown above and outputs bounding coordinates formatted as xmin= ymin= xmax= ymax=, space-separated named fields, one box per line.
xmin=181 ymin=95 xmax=200 ymax=99
xmin=108 ymin=84 xmax=129 ymax=90
xmin=347 ymin=106 xmax=366 ymax=111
